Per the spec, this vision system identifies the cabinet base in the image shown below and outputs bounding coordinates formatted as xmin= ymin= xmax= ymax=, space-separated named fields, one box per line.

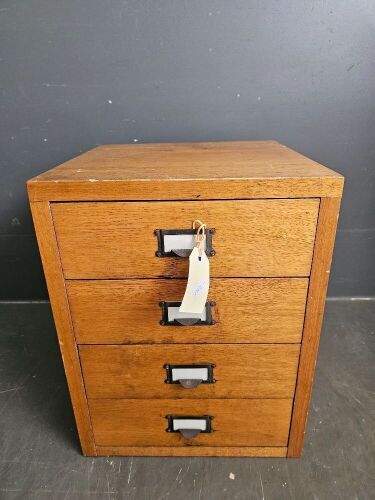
xmin=92 ymin=446 xmax=288 ymax=457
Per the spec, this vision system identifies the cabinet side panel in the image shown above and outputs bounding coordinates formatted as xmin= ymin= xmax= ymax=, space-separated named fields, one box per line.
xmin=288 ymin=197 xmax=341 ymax=457
xmin=29 ymin=201 xmax=96 ymax=456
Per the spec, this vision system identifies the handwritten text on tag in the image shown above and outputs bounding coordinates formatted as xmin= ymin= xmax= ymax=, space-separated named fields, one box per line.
xmin=179 ymin=247 xmax=210 ymax=314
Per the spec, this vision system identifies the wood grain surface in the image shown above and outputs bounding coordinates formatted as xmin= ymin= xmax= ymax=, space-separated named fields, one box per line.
xmin=89 ymin=398 xmax=293 ymax=447
xmin=288 ymin=197 xmax=342 ymax=457
xmin=29 ymin=202 xmax=96 ymax=456
xmin=27 ymin=141 xmax=344 ymax=458
xmin=27 ymin=141 xmax=344 ymax=201
xmin=79 ymin=344 xmax=300 ymax=399
xmin=95 ymin=446 xmax=287 ymax=457
xmin=67 ymin=278 xmax=308 ymax=344
xmin=52 ymin=199 xmax=319 ymax=278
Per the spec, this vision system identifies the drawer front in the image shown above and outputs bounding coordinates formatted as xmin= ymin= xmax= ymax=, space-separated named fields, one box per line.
xmin=80 ymin=344 xmax=300 ymax=399
xmin=52 ymin=199 xmax=319 ymax=278
xmin=68 ymin=278 xmax=308 ymax=344
xmin=89 ymin=399 xmax=293 ymax=447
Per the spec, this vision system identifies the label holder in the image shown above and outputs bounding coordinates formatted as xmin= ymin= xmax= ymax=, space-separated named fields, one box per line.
xmin=165 ymin=415 xmax=214 ymax=438
xmin=164 ymin=363 xmax=216 ymax=388
xmin=154 ymin=228 xmax=216 ymax=258
xmin=159 ymin=301 xmax=216 ymax=326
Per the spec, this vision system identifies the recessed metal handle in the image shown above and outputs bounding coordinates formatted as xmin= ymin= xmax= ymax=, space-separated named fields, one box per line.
xmin=154 ymin=228 xmax=216 ymax=258
xmin=159 ymin=301 xmax=216 ymax=326
xmin=166 ymin=415 xmax=213 ymax=438
xmin=176 ymin=317 xmax=202 ymax=326
xmin=170 ymin=249 xmax=192 ymax=258
xmin=179 ymin=429 xmax=201 ymax=438
xmin=164 ymin=364 xmax=216 ymax=388
xmin=179 ymin=379 xmax=202 ymax=389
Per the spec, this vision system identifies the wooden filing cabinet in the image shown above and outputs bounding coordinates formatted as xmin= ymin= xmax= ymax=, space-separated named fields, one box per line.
xmin=27 ymin=141 xmax=344 ymax=457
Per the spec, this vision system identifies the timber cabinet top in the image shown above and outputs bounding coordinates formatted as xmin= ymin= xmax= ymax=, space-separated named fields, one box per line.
xmin=27 ymin=140 xmax=344 ymax=201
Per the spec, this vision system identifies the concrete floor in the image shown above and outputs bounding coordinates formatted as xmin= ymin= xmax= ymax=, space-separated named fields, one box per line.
xmin=0 ymin=301 xmax=374 ymax=500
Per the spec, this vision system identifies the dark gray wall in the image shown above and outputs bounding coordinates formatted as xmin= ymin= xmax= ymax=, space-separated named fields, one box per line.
xmin=1 ymin=0 xmax=374 ymax=299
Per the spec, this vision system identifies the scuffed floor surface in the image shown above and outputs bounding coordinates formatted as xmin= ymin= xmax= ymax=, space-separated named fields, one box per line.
xmin=0 ymin=301 xmax=374 ymax=499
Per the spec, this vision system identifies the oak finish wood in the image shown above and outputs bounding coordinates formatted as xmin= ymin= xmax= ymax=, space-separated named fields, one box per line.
xmin=89 ymin=399 xmax=293 ymax=447
xmin=68 ymin=278 xmax=308 ymax=344
xmin=27 ymin=141 xmax=343 ymax=458
xmin=29 ymin=202 xmax=96 ymax=456
xmin=288 ymin=197 xmax=342 ymax=457
xmin=52 ymin=199 xmax=319 ymax=279
xmin=27 ymin=141 xmax=344 ymax=201
xmin=79 ymin=344 xmax=300 ymax=399
xmin=96 ymin=446 xmax=288 ymax=457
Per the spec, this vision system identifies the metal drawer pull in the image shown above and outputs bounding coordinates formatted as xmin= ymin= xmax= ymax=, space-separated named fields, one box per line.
xmin=159 ymin=301 xmax=216 ymax=326
xmin=164 ymin=363 xmax=216 ymax=388
xmin=154 ymin=228 xmax=215 ymax=258
xmin=166 ymin=415 xmax=213 ymax=438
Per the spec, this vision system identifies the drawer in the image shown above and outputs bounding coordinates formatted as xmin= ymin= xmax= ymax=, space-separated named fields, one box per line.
xmin=52 ymin=199 xmax=319 ymax=278
xmin=67 ymin=278 xmax=308 ymax=344
xmin=80 ymin=344 xmax=300 ymax=399
xmin=89 ymin=399 xmax=293 ymax=447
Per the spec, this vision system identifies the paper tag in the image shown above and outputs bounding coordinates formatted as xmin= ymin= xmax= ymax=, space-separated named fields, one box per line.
xmin=179 ymin=247 xmax=210 ymax=314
